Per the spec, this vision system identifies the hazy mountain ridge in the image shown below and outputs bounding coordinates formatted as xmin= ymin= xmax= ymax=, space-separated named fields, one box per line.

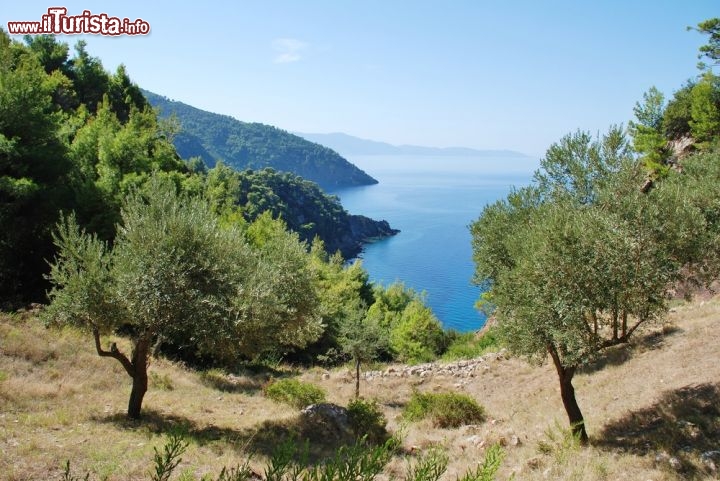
xmin=143 ymin=91 xmax=378 ymax=190
xmin=296 ymin=132 xmax=533 ymax=158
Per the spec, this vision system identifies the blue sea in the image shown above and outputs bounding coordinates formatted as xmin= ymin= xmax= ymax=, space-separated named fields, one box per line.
xmin=332 ymin=154 xmax=537 ymax=333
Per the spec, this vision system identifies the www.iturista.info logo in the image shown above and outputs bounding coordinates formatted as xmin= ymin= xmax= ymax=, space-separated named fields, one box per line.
xmin=7 ymin=7 xmax=150 ymax=36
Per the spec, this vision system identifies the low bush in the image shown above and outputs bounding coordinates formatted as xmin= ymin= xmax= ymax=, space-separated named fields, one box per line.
xmin=536 ymin=420 xmax=583 ymax=466
xmin=404 ymin=448 xmax=448 ymax=481
xmin=403 ymin=391 xmax=486 ymax=428
xmin=149 ymin=371 xmax=174 ymax=391
xmin=264 ymin=378 xmax=326 ymax=409
xmin=347 ymin=398 xmax=388 ymax=444
xmin=441 ymin=327 xmax=502 ymax=361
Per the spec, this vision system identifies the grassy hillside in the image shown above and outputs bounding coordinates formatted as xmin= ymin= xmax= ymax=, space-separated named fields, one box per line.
xmin=1 ymin=295 xmax=719 ymax=480
xmin=143 ymin=90 xmax=378 ymax=191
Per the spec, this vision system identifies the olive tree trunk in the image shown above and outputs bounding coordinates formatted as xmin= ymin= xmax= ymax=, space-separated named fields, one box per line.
xmin=94 ymin=329 xmax=151 ymax=419
xmin=548 ymin=345 xmax=589 ymax=444
xmin=126 ymin=337 xmax=150 ymax=419
xmin=355 ymin=357 xmax=361 ymax=399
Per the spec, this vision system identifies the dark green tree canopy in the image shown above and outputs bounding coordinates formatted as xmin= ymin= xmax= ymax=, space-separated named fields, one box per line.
xmin=692 ymin=17 xmax=720 ymax=69
xmin=143 ymin=90 xmax=378 ymax=190
xmin=205 ymin=163 xmax=397 ymax=258
xmin=0 ymin=31 xmax=72 ymax=303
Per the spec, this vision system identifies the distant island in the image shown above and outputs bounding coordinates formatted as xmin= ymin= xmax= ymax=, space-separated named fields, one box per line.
xmin=295 ymin=132 xmax=533 ymax=158
xmin=143 ymin=91 xmax=378 ymax=191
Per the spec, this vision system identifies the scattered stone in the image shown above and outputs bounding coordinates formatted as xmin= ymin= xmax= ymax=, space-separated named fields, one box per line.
xmin=353 ymin=356 xmax=501 ymax=382
xmin=510 ymin=434 xmax=522 ymax=447
xmin=655 ymin=451 xmax=670 ymax=464
xmin=655 ymin=451 xmax=682 ymax=471
xmin=465 ymin=435 xmax=484 ymax=446
xmin=462 ymin=424 xmax=483 ymax=434
xmin=701 ymin=451 xmax=720 ymax=473
xmin=300 ymin=403 xmax=352 ymax=441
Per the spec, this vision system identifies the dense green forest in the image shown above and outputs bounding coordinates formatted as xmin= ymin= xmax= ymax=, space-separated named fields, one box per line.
xmin=203 ymin=164 xmax=398 ymax=258
xmin=143 ymin=90 xmax=379 ymax=190
xmin=0 ymin=31 xmax=397 ymax=306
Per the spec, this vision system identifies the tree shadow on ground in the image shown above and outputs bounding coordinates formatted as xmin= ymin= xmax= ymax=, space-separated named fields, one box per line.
xmin=579 ymin=325 xmax=683 ymax=375
xmin=595 ymin=382 xmax=720 ymax=479
xmin=198 ymin=371 xmax=268 ymax=395
xmin=198 ymin=363 xmax=300 ymax=395
xmin=92 ymin=408 xmax=367 ymax=465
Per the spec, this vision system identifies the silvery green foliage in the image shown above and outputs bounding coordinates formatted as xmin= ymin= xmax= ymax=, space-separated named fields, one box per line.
xmin=44 ymin=214 xmax=123 ymax=332
xmin=45 ymin=176 xmax=323 ymax=398
xmin=472 ymin=128 xmax=717 ymax=369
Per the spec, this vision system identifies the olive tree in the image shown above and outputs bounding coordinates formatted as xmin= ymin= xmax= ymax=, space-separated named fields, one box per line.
xmin=233 ymin=212 xmax=323 ymax=358
xmin=44 ymin=177 xmax=321 ymax=418
xmin=339 ymin=301 xmax=387 ymax=399
xmin=470 ymin=128 xmax=715 ymax=443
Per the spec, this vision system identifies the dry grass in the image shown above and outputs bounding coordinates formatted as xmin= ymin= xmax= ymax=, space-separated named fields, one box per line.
xmin=1 ymin=295 xmax=719 ymax=480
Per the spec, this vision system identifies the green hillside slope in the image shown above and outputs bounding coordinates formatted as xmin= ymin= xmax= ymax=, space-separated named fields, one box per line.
xmin=144 ymin=91 xmax=378 ymax=191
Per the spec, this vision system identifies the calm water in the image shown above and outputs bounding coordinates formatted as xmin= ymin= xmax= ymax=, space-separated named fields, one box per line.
xmin=332 ymin=155 xmax=537 ymax=332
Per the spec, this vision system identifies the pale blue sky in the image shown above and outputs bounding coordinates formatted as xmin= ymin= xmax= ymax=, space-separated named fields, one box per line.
xmin=3 ymin=1 xmax=717 ymax=156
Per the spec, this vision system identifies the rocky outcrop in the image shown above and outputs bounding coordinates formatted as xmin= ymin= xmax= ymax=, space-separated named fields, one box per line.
xmin=669 ymin=135 xmax=695 ymax=160
xmin=348 ymin=215 xmax=399 ymax=241
xmin=334 ymin=215 xmax=400 ymax=258
xmin=300 ymin=403 xmax=353 ymax=441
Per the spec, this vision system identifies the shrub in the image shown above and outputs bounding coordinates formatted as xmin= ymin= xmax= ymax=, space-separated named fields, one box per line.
xmin=403 ymin=391 xmax=485 ymax=428
xmin=347 ymin=398 xmax=388 ymax=444
xmin=457 ymin=443 xmax=505 ymax=481
xmin=405 ymin=448 xmax=449 ymax=481
xmin=441 ymin=327 xmax=502 ymax=361
xmin=389 ymin=300 xmax=447 ymax=364
xmin=149 ymin=371 xmax=174 ymax=391
xmin=536 ymin=420 xmax=582 ymax=466
xmin=264 ymin=378 xmax=326 ymax=409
